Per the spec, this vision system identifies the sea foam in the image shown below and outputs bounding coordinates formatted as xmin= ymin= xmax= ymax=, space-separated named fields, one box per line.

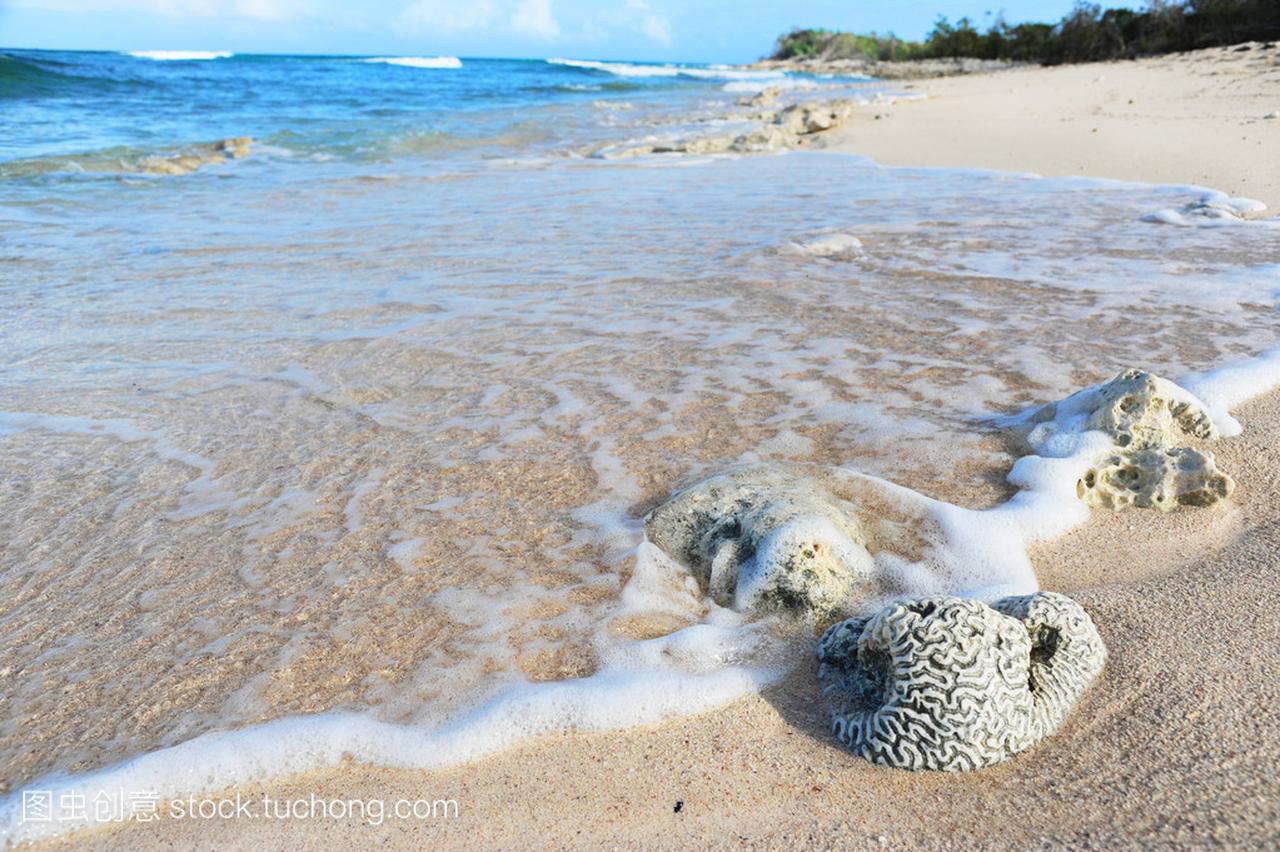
xmin=0 ymin=667 xmax=773 ymax=845
xmin=124 ymin=50 xmax=233 ymax=61
xmin=363 ymin=56 xmax=463 ymax=69
xmin=547 ymin=57 xmax=784 ymax=81
xmin=1142 ymin=192 xmax=1274 ymax=226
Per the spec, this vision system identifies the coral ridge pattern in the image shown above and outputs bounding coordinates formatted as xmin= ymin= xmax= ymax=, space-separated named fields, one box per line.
xmin=817 ymin=592 xmax=1106 ymax=771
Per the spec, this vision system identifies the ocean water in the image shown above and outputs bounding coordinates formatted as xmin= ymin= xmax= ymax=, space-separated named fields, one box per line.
xmin=3 ymin=49 xmax=1280 ymax=841
xmin=0 ymin=49 xmax=853 ymax=172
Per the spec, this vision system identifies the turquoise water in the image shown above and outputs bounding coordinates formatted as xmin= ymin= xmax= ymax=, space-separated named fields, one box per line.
xmin=0 ymin=50 xmax=849 ymax=171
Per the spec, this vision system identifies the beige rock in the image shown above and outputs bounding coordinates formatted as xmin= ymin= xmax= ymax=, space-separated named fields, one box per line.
xmin=1083 ymin=368 xmax=1217 ymax=448
xmin=215 ymin=136 xmax=253 ymax=159
xmin=1078 ymin=446 xmax=1234 ymax=510
xmin=730 ymin=124 xmax=793 ymax=153
xmin=1029 ymin=368 xmax=1233 ymax=512
xmin=736 ymin=86 xmax=782 ymax=108
xmin=137 ymin=137 xmax=253 ymax=176
xmin=651 ymin=135 xmax=736 ymax=155
xmin=775 ymin=100 xmax=856 ymax=135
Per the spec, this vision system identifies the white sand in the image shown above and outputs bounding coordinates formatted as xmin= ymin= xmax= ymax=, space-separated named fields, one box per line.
xmin=828 ymin=43 xmax=1280 ymax=211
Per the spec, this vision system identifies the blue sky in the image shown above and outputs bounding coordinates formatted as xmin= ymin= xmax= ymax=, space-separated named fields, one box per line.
xmin=2 ymin=1 xmax=1084 ymax=62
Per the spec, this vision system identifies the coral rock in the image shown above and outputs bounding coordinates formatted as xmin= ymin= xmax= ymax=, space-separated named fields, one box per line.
xmin=1083 ymin=368 xmax=1217 ymax=449
xmin=729 ymin=124 xmax=793 ymax=153
xmin=1076 ymin=369 xmax=1231 ymax=511
xmin=736 ymin=86 xmax=782 ymax=108
xmin=215 ymin=136 xmax=253 ymax=159
xmin=1029 ymin=368 xmax=1234 ymax=512
xmin=643 ymin=466 xmax=873 ymax=619
xmin=775 ymin=100 xmax=855 ymax=135
xmin=1078 ymin=446 xmax=1233 ymax=510
xmin=818 ymin=592 xmax=1106 ymax=771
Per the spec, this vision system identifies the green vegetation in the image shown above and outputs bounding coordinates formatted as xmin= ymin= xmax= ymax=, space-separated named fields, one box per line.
xmin=771 ymin=1 xmax=1280 ymax=65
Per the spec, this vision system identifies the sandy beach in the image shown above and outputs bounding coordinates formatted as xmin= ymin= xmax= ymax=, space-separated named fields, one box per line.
xmin=53 ymin=393 xmax=1280 ymax=849
xmin=39 ymin=45 xmax=1280 ymax=849
xmin=826 ymin=42 xmax=1280 ymax=210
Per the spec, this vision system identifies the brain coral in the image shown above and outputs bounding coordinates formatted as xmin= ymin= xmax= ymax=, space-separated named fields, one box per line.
xmin=817 ymin=592 xmax=1106 ymax=771
xmin=643 ymin=465 xmax=874 ymax=620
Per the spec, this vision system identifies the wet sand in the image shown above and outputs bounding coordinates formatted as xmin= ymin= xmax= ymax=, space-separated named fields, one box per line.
xmin=827 ymin=42 xmax=1280 ymax=211
xmin=56 ymin=389 xmax=1280 ymax=849
xmin=37 ymin=47 xmax=1280 ymax=848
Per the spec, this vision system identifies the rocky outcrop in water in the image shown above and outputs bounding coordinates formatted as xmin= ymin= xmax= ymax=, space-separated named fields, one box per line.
xmin=139 ymin=137 xmax=253 ymax=176
xmin=774 ymin=100 xmax=857 ymax=135
xmin=818 ymin=592 xmax=1106 ymax=771
xmin=735 ymin=86 xmax=782 ymax=107
xmin=594 ymin=97 xmax=856 ymax=159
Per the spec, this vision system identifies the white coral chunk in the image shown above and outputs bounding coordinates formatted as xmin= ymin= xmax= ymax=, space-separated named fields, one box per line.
xmin=818 ymin=592 xmax=1106 ymax=771
xmin=643 ymin=466 xmax=873 ymax=620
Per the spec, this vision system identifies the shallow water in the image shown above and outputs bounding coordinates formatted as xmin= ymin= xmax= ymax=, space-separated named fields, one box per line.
xmin=2 ymin=49 xmax=1280 ymax=835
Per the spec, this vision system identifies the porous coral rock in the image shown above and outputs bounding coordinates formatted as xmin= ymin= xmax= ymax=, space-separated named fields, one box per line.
xmin=643 ymin=465 xmax=874 ymax=620
xmin=1078 ymin=369 xmax=1231 ymax=511
xmin=774 ymin=100 xmax=856 ymax=135
xmin=1028 ymin=368 xmax=1234 ymax=512
xmin=736 ymin=86 xmax=782 ymax=108
xmin=1078 ymin=446 xmax=1233 ymax=510
xmin=818 ymin=592 xmax=1106 ymax=771
xmin=1082 ymin=368 xmax=1216 ymax=448
xmin=729 ymin=124 xmax=793 ymax=153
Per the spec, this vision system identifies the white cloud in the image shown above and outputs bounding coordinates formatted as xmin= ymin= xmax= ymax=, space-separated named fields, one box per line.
xmin=395 ymin=0 xmax=497 ymax=35
xmin=625 ymin=0 xmax=671 ymax=46
xmin=510 ymin=0 xmax=560 ymax=39
xmin=232 ymin=0 xmax=299 ymax=22
xmin=12 ymin=0 xmax=304 ymax=21
xmin=15 ymin=0 xmax=674 ymax=48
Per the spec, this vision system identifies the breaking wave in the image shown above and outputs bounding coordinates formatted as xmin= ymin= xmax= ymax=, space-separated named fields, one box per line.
xmin=363 ymin=56 xmax=463 ymax=69
xmin=546 ymin=57 xmax=785 ymax=81
xmin=123 ymin=50 xmax=234 ymax=61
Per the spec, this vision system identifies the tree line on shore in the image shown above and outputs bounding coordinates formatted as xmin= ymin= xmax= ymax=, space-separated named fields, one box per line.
xmin=771 ymin=0 xmax=1280 ymax=65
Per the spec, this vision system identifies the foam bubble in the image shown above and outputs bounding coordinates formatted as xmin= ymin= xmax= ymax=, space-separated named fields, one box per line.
xmin=1182 ymin=345 xmax=1280 ymax=437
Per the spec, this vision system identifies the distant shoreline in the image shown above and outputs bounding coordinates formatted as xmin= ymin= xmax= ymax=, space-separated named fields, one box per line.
xmin=743 ymin=55 xmax=1021 ymax=80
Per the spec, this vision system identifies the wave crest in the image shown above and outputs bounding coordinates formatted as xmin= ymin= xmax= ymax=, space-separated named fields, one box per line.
xmin=546 ymin=57 xmax=784 ymax=81
xmin=364 ymin=56 xmax=463 ymax=69
xmin=124 ymin=50 xmax=234 ymax=61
